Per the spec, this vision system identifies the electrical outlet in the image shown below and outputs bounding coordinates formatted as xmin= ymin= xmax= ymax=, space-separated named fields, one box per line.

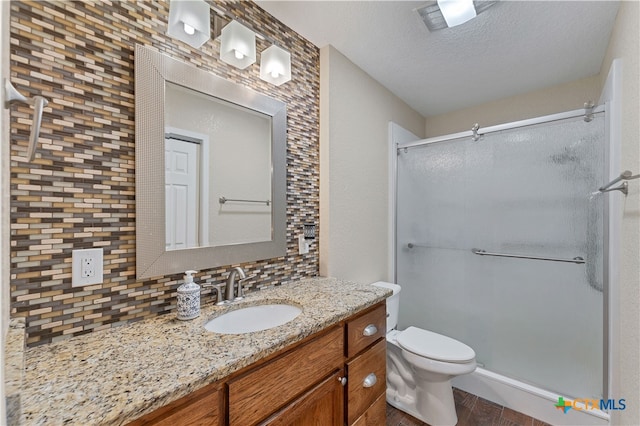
xmin=72 ymin=248 xmax=103 ymax=287
xmin=81 ymin=257 xmax=95 ymax=278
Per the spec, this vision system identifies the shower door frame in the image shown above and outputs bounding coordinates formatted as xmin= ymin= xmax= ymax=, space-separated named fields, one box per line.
xmin=393 ymin=104 xmax=612 ymax=400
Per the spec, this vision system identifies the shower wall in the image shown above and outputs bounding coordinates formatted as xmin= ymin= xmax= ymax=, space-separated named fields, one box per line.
xmin=396 ymin=113 xmax=605 ymax=399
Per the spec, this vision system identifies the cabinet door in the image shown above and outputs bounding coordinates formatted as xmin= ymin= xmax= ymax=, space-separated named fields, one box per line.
xmin=128 ymin=383 xmax=222 ymax=426
xmin=260 ymin=370 xmax=345 ymax=426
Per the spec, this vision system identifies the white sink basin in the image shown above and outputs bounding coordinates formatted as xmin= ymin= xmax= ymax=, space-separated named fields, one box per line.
xmin=204 ymin=304 xmax=302 ymax=334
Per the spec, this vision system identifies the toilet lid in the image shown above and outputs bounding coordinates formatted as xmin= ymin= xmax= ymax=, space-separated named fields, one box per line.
xmin=396 ymin=326 xmax=475 ymax=363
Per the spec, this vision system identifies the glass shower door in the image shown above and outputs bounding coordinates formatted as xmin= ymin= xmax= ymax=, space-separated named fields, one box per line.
xmin=396 ymin=114 xmax=605 ymax=399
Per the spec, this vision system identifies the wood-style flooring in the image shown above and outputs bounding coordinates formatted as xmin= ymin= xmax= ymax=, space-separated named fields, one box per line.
xmin=386 ymin=388 xmax=552 ymax=426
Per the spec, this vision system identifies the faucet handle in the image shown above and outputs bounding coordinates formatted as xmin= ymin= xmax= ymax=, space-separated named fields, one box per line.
xmin=202 ymin=283 xmax=226 ymax=305
xmin=234 ymin=274 xmax=256 ymax=301
xmin=235 ymin=281 xmax=244 ymax=301
xmin=212 ymin=283 xmax=226 ymax=305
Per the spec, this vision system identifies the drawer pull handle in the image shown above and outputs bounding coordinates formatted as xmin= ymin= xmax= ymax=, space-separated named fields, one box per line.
xmin=338 ymin=376 xmax=347 ymax=386
xmin=363 ymin=373 xmax=377 ymax=388
xmin=363 ymin=324 xmax=378 ymax=337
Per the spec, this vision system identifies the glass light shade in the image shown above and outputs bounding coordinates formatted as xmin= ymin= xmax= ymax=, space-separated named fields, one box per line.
xmin=220 ymin=20 xmax=256 ymax=69
xmin=437 ymin=0 xmax=477 ymax=28
xmin=167 ymin=0 xmax=211 ymax=48
xmin=259 ymin=45 xmax=291 ymax=86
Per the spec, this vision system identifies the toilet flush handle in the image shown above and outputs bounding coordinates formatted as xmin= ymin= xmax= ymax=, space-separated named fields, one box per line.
xmin=363 ymin=324 xmax=378 ymax=336
xmin=363 ymin=373 xmax=377 ymax=388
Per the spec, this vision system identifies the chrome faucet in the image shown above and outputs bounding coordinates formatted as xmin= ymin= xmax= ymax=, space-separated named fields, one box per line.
xmin=225 ymin=267 xmax=246 ymax=301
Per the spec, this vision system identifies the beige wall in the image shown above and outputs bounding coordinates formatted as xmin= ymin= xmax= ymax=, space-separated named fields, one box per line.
xmin=424 ymin=74 xmax=601 ymax=137
xmin=599 ymin=2 xmax=640 ymax=424
xmin=319 ymin=45 xmax=424 ymax=283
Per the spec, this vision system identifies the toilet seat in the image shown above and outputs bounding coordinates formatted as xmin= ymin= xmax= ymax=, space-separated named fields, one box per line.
xmin=396 ymin=326 xmax=475 ymax=363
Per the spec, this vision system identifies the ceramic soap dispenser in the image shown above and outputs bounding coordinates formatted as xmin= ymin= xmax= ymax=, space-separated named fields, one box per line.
xmin=177 ymin=270 xmax=200 ymax=320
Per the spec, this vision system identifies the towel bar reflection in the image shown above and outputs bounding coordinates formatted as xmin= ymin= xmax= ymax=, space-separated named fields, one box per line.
xmin=4 ymin=79 xmax=49 ymax=162
xmin=219 ymin=197 xmax=270 ymax=206
xmin=472 ymin=249 xmax=585 ymax=264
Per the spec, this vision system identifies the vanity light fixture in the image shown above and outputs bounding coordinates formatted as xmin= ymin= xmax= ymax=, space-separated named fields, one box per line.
xmin=167 ymin=0 xmax=211 ymax=48
xmin=219 ymin=20 xmax=257 ymax=69
xmin=259 ymin=45 xmax=291 ymax=86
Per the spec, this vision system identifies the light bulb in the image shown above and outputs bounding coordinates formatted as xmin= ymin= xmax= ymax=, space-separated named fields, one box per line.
xmin=234 ymin=50 xmax=244 ymax=60
xmin=183 ymin=23 xmax=195 ymax=35
xmin=270 ymin=70 xmax=280 ymax=79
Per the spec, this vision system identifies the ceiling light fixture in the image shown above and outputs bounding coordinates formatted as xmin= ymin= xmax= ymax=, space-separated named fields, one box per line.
xmin=415 ymin=0 xmax=496 ymax=32
xmin=438 ymin=0 xmax=476 ymax=27
xmin=219 ymin=20 xmax=257 ymax=69
xmin=259 ymin=45 xmax=291 ymax=86
xmin=167 ymin=0 xmax=211 ymax=48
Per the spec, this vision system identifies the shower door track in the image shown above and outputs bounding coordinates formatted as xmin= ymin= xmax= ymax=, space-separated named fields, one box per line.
xmin=398 ymin=105 xmax=605 ymax=151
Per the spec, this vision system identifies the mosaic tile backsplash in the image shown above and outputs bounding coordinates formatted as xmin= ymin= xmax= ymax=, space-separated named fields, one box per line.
xmin=9 ymin=0 xmax=320 ymax=346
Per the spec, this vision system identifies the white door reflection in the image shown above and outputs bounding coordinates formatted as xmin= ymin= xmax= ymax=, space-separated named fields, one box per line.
xmin=164 ymin=127 xmax=210 ymax=250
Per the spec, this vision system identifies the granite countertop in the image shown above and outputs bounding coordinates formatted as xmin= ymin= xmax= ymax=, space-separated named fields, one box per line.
xmin=5 ymin=318 xmax=26 ymax=426
xmin=18 ymin=277 xmax=390 ymax=425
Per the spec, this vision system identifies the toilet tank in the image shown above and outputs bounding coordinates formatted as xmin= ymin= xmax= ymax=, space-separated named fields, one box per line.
xmin=371 ymin=281 xmax=401 ymax=333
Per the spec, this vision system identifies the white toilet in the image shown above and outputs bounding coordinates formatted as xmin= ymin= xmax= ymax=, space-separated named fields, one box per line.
xmin=372 ymin=281 xmax=476 ymax=426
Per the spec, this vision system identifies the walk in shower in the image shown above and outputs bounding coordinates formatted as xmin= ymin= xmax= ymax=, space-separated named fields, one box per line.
xmin=395 ymin=108 xmax=608 ymax=410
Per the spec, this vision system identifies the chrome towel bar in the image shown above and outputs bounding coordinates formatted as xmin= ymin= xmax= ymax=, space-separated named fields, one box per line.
xmin=219 ymin=196 xmax=270 ymax=206
xmin=407 ymin=243 xmax=585 ymax=264
xmin=472 ymin=248 xmax=585 ymax=264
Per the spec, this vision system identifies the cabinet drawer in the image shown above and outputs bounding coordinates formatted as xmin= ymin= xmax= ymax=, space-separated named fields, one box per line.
xmin=346 ymin=339 xmax=386 ymax=425
xmin=228 ymin=326 xmax=344 ymax=425
xmin=351 ymin=392 xmax=386 ymax=426
xmin=346 ymin=302 xmax=386 ymax=358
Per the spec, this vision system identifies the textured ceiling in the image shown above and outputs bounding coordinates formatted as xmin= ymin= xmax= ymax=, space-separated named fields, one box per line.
xmin=256 ymin=1 xmax=620 ymax=117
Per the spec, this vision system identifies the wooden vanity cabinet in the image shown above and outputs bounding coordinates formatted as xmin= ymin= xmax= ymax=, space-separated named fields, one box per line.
xmin=129 ymin=301 xmax=387 ymax=426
